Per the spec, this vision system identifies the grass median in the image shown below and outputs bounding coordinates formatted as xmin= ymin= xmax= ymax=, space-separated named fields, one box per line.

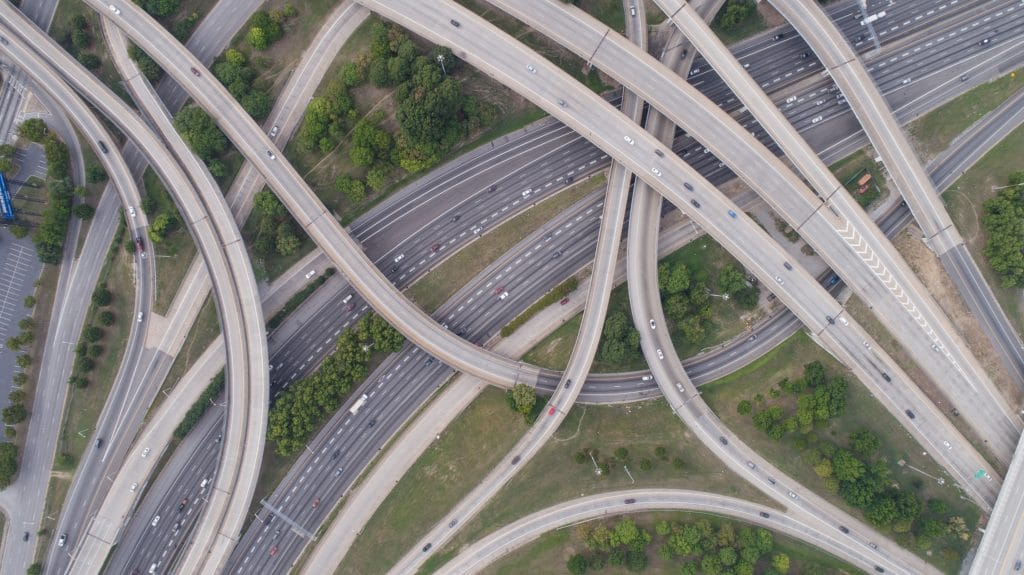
xmin=406 ymin=174 xmax=606 ymax=313
xmin=908 ymin=67 xmax=1024 ymax=160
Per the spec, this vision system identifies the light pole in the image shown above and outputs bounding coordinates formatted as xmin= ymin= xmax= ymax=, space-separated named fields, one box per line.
xmin=437 ymin=54 xmax=447 ymax=75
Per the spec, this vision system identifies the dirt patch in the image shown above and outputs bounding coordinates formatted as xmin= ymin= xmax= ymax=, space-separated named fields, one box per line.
xmin=757 ymin=2 xmax=785 ymax=28
xmin=894 ymin=224 xmax=1021 ymax=407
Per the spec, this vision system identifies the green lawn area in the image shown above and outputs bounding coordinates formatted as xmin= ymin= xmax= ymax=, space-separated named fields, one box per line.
xmin=942 ymin=123 xmax=1024 ymax=337
xmin=406 ymin=174 xmax=605 ymax=313
xmin=339 ymin=387 xmax=528 ymax=575
xmin=149 ymin=295 xmax=220 ymax=420
xmin=72 ymin=127 xmax=109 ymax=259
xmin=142 ymin=168 xmax=197 ymax=315
xmin=35 ymin=476 xmax=71 ymax=564
xmin=579 ymin=0 xmax=627 ymax=32
xmin=711 ymin=1 xmax=767 ymax=46
xmin=57 ymin=230 xmax=135 ymax=465
xmin=830 ymin=149 xmax=889 ymax=209
xmin=524 ymin=234 xmax=759 ymax=373
xmin=700 ymin=330 xmax=979 ymax=573
xmin=483 ymin=511 xmax=859 ymax=575
xmin=423 ymin=398 xmax=772 ymax=573
xmin=907 ymin=68 xmax=1024 ymax=160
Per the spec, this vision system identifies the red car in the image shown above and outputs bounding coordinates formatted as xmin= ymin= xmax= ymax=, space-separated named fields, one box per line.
xmin=190 ymin=67 xmax=201 ymax=77
xmin=270 ymin=546 xmax=278 ymax=557
xmin=560 ymin=297 xmax=570 ymax=305
xmin=431 ymin=243 xmax=441 ymax=252
xmin=493 ymin=285 xmax=504 ymax=295
xmin=548 ymin=406 xmax=556 ymax=416
xmin=312 ymin=498 xmax=320 ymax=508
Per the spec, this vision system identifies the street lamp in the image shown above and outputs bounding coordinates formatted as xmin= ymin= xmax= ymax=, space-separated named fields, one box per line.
xmin=437 ymin=54 xmax=447 ymax=75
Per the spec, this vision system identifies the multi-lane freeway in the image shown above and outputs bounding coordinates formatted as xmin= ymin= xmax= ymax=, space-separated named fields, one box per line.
xmin=99 ymin=0 xmax=1024 ymax=570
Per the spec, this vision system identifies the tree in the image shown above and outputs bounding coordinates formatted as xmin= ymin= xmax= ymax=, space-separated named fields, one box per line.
xmin=99 ymin=311 xmax=115 ymax=326
xmin=275 ymin=224 xmax=301 ymax=256
xmin=614 ymin=447 xmax=629 ymax=461
xmin=68 ymin=375 xmax=89 ymax=389
xmin=73 ymin=204 xmax=95 ymax=220
xmin=658 ymin=261 xmax=690 ymax=294
xmin=737 ymin=399 xmax=752 ymax=415
xmin=510 ymin=383 xmax=536 ymax=417
xmin=365 ymin=164 xmax=390 ymax=193
xmin=850 ymin=429 xmax=880 ymax=456
xmin=0 ymin=442 xmax=18 ymax=488
xmin=16 ymin=354 xmax=31 ymax=369
xmin=566 ymin=554 xmax=589 ymax=575
xmin=247 ymin=10 xmax=284 ymax=50
xmin=140 ymin=0 xmax=180 ymax=18
xmin=32 ymin=178 xmax=74 ymax=263
xmin=771 ymin=552 xmax=791 ymax=574
xmin=12 ymin=372 xmax=28 ymax=386
xmin=831 ymin=449 xmax=865 ymax=482
xmin=173 ymin=106 xmax=228 ymax=161
xmin=335 ymin=175 xmax=366 ymax=204
xmin=44 ymin=135 xmax=70 ymax=179
xmin=149 ymin=212 xmax=178 ymax=242
xmin=92 ymin=286 xmax=112 ymax=307
xmin=18 ymin=118 xmax=48 ymax=142
xmin=128 ymin=44 xmax=162 ymax=82
xmin=673 ymin=457 xmax=685 ymax=470
xmin=716 ymin=0 xmax=755 ymax=31
xmin=83 ymin=326 xmax=104 ymax=343
xmin=77 ymin=53 xmax=101 ymax=70
xmin=2 ymin=403 xmax=27 ymax=424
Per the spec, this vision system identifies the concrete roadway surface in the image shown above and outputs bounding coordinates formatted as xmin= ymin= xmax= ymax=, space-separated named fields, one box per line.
xmin=441 ymin=490 xmax=898 ymax=575
xmin=94 ymin=0 xmax=549 ymax=392
xmin=656 ymin=0 xmax=1022 ymax=429
xmin=624 ymin=170 xmax=933 ymax=575
xmin=490 ymin=0 xmax=1019 ymax=465
xmin=369 ymin=0 xmax=978 ymax=570
xmin=39 ymin=0 xmax=266 ymax=569
xmin=970 ymin=432 xmax=1024 ymax=574
xmin=0 ymin=22 xmax=154 ymax=575
xmin=771 ymin=0 xmax=1024 ymax=410
xmin=117 ymin=3 xmax=1015 ymax=568
xmin=0 ymin=6 xmax=270 ymax=575
xmin=49 ymin=0 xmax=346 ymax=570
xmin=140 ymin=7 xmax=1022 ymax=569
xmin=163 ymin=7 xmax=1019 ymax=568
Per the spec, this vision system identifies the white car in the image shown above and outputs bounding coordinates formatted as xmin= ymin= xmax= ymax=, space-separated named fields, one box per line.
xmin=108 ymin=4 xmax=121 ymax=15
xmin=526 ymin=64 xmax=537 ymax=74
xmin=137 ymin=312 xmax=143 ymax=323
xmin=141 ymin=447 xmax=151 ymax=458
xmin=651 ymin=167 xmax=662 ymax=177
xmin=656 ymin=349 xmax=664 ymax=360
xmin=623 ymin=135 xmax=635 ymax=145
xmin=394 ymin=253 xmax=405 ymax=263
xmin=269 ymin=125 xmax=279 ymax=138
xmin=775 ymin=276 xmax=784 ymax=285
xmin=130 ymin=482 xmax=138 ymax=493
xmin=641 ymin=375 xmax=653 ymax=382
xmin=943 ymin=441 xmax=952 ymax=450
xmin=649 ymin=319 xmax=656 ymax=330
xmin=151 ymin=515 xmax=161 ymax=527
xmin=811 ymin=115 xmax=823 ymax=124
xmin=498 ymin=291 xmax=509 ymax=300
xmin=266 ymin=150 xmax=276 ymax=160
xmin=304 ymin=269 xmax=316 ymax=279
xmin=128 ymin=206 xmax=136 ymax=218
xmin=838 ymin=317 xmax=849 ymax=326
xmin=675 ymin=382 xmax=685 ymax=393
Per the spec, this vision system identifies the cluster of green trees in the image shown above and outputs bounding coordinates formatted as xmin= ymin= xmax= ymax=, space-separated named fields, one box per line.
xmin=568 ymin=517 xmax=793 ymax=575
xmin=139 ymin=0 xmax=179 ymax=18
xmin=737 ymin=361 xmax=847 ymax=440
xmin=2 ymin=314 xmax=32 ymax=438
xmin=56 ymin=13 xmax=101 ymax=70
xmin=982 ymin=171 xmax=1024 ymax=288
xmin=267 ymin=314 xmax=405 ymax=454
xmin=174 ymin=371 xmax=226 ymax=439
xmin=17 ymin=118 xmax=48 ymax=142
xmin=5 ymin=317 xmax=35 ymax=354
xmin=66 ymin=283 xmax=116 ymax=390
xmin=128 ymin=44 xmax=163 ymax=82
xmin=251 ymin=189 xmax=304 ymax=260
xmin=212 ymin=48 xmax=272 ymax=120
xmin=32 ymin=178 xmax=74 ymax=264
xmin=246 ymin=6 xmax=297 ymax=50
xmin=0 ymin=143 xmax=16 ymax=173
xmin=805 ymin=430 xmax=969 ymax=552
xmin=714 ymin=0 xmax=757 ymax=32
xmin=299 ymin=22 xmax=486 ymax=202
xmin=500 ymin=277 xmax=578 ymax=337
xmin=173 ymin=105 xmax=230 ymax=176
xmin=0 ymin=442 xmax=18 ymax=489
